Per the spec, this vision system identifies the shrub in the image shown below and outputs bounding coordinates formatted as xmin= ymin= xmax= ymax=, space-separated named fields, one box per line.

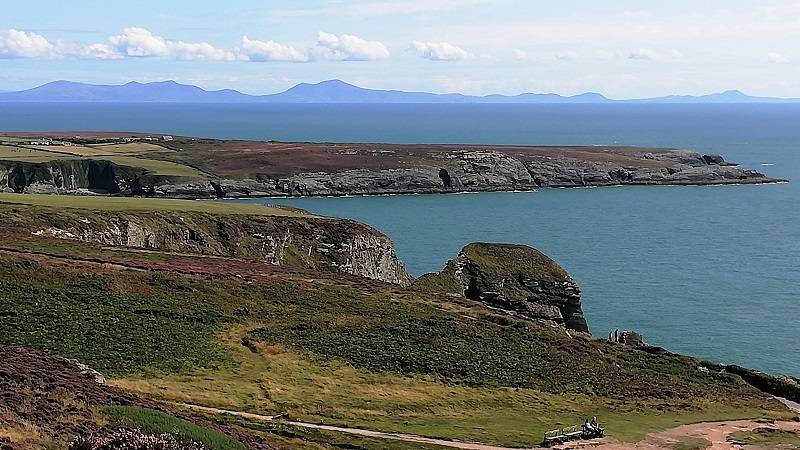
xmin=101 ymin=407 xmax=245 ymax=450
xmin=69 ymin=429 xmax=204 ymax=450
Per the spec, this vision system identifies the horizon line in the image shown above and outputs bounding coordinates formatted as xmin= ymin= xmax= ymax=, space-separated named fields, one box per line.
xmin=3 ymin=78 xmax=800 ymax=102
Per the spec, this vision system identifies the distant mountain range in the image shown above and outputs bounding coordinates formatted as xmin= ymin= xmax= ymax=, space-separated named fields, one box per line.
xmin=1 ymin=79 xmax=798 ymax=103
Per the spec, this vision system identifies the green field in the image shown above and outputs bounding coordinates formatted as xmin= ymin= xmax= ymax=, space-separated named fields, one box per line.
xmin=74 ymin=142 xmax=170 ymax=156
xmin=1 ymin=142 xmax=206 ymax=179
xmin=0 ymin=193 xmax=312 ymax=217
xmin=0 ymin=146 xmax=73 ymax=161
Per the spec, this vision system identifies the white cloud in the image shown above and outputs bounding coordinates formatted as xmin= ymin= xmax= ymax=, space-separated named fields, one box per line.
xmin=628 ymin=47 xmax=658 ymax=60
xmin=765 ymin=52 xmax=788 ymax=63
xmin=109 ymin=27 xmax=170 ymax=57
xmin=669 ymin=49 xmax=684 ymax=58
xmin=512 ymin=49 xmax=527 ymax=60
xmin=0 ymin=29 xmax=59 ymax=59
xmin=70 ymin=43 xmax=122 ymax=60
xmin=108 ymin=28 xmax=238 ymax=61
xmin=557 ymin=50 xmax=578 ymax=60
xmin=409 ymin=40 xmax=473 ymax=61
xmin=168 ymin=40 xmax=236 ymax=61
xmin=240 ymin=36 xmax=309 ymax=62
xmin=315 ymin=31 xmax=389 ymax=61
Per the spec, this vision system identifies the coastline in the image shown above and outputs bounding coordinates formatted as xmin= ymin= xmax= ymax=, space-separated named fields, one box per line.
xmin=0 ymin=134 xmax=787 ymax=198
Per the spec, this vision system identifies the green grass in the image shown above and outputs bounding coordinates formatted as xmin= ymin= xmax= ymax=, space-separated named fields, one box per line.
xmin=0 ymin=251 xmax=790 ymax=447
xmin=211 ymin=414 xmax=458 ymax=450
xmin=0 ymin=221 xmax=794 ymax=447
xmin=101 ymin=406 xmax=246 ymax=450
xmin=670 ymin=436 xmax=711 ymax=450
xmin=0 ymin=192 xmax=312 ymax=216
xmin=730 ymin=427 xmax=800 ymax=449
xmin=0 ymin=146 xmax=74 ymax=161
xmin=458 ymin=242 xmax=569 ymax=282
xmin=100 ymin=155 xmax=206 ymax=179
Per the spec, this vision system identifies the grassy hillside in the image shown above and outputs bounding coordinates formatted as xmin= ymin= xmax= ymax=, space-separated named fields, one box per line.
xmin=0 ymin=196 xmax=795 ymax=448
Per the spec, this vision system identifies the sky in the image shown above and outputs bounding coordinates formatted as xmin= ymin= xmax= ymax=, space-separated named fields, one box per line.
xmin=2 ymin=1 xmax=800 ymax=98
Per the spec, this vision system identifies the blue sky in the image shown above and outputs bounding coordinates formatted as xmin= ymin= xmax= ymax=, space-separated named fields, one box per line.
xmin=2 ymin=1 xmax=799 ymax=98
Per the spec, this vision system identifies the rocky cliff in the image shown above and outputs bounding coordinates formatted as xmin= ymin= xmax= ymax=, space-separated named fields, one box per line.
xmin=415 ymin=242 xmax=589 ymax=332
xmin=1 ymin=144 xmax=784 ymax=199
xmin=0 ymin=159 xmax=173 ymax=195
xmin=192 ymin=147 xmax=781 ymax=198
xmin=6 ymin=206 xmax=412 ymax=286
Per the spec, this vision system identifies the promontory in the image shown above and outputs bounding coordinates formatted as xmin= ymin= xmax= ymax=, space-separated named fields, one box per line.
xmin=0 ymin=132 xmax=786 ymax=198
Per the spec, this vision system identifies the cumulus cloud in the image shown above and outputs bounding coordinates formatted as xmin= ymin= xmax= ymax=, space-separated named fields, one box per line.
xmin=628 ymin=47 xmax=658 ymax=60
xmin=512 ymin=49 xmax=527 ymax=60
xmin=409 ymin=40 xmax=473 ymax=61
xmin=240 ymin=36 xmax=309 ymax=62
xmin=315 ymin=31 xmax=389 ymax=61
xmin=108 ymin=27 xmax=170 ymax=57
xmin=669 ymin=49 xmax=684 ymax=58
xmin=167 ymin=40 xmax=236 ymax=61
xmin=557 ymin=50 xmax=578 ymax=60
xmin=765 ymin=51 xmax=788 ymax=63
xmin=0 ymin=29 xmax=59 ymax=59
xmin=67 ymin=42 xmax=122 ymax=60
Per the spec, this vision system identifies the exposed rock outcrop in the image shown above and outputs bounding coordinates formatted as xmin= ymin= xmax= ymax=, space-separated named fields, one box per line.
xmin=17 ymin=208 xmax=412 ymax=286
xmin=0 ymin=159 xmax=168 ymax=195
xmin=1 ymin=146 xmax=783 ymax=199
xmin=416 ymin=243 xmax=589 ymax=332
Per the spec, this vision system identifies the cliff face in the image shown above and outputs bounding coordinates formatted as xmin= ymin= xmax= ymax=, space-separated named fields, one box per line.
xmin=15 ymin=208 xmax=412 ymax=286
xmin=0 ymin=159 xmax=165 ymax=195
xmin=1 ymin=146 xmax=782 ymax=199
xmin=179 ymin=148 xmax=778 ymax=198
xmin=416 ymin=243 xmax=588 ymax=332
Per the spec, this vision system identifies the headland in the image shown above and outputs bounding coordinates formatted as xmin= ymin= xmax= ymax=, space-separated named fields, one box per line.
xmin=0 ymin=132 xmax=786 ymax=199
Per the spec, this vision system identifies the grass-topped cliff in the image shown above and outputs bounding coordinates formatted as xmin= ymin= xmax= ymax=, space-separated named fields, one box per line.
xmin=0 ymin=132 xmax=784 ymax=198
xmin=1 ymin=195 xmax=797 ymax=450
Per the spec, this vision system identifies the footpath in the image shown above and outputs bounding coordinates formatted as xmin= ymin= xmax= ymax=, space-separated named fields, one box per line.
xmin=180 ymin=403 xmax=800 ymax=450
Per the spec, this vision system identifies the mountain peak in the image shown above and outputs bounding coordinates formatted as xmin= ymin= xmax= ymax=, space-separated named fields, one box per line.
xmin=1 ymin=80 xmax=797 ymax=103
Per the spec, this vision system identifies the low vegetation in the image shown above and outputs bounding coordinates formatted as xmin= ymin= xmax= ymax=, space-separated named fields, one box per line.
xmin=0 ymin=198 xmax=797 ymax=449
xmin=729 ymin=427 xmax=800 ymax=449
xmin=0 ymin=192 xmax=311 ymax=216
xmin=101 ymin=407 xmax=246 ymax=450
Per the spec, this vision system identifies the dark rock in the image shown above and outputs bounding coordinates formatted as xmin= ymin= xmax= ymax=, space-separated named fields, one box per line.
xmin=418 ymin=243 xmax=589 ymax=332
xmin=702 ymin=154 xmax=725 ymax=165
xmin=438 ymin=168 xmax=452 ymax=189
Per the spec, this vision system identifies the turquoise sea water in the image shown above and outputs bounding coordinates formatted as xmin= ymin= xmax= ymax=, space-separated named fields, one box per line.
xmin=2 ymin=103 xmax=798 ymax=377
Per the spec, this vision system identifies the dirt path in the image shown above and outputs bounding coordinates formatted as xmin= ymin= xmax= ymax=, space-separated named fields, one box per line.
xmin=180 ymin=403 xmax=800 ymax=450
xmin=555 ymin=420 xmax=800 ymax=450
xmin=180 ymin=403 xmax=533 ymax=450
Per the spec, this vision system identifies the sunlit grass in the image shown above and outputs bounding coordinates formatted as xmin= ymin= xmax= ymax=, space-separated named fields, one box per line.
xmin=0 ymin=192 xmax=312 ymax=216
xmin=112 ymin=325 xmax=793 ymax=448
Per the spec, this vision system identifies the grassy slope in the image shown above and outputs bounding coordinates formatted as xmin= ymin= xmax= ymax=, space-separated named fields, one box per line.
xmin=0 ymin=197 xmax=794 ymax=447
xmin=0 ymin=234 xmax=793 ymax=447
xmin=0 ymin=192 xmax=311 ymax=216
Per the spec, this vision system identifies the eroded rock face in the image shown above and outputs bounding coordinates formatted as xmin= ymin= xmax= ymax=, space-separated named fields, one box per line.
xmin=24 ymin=211 xmax=412 ymax=286
xmin=1 ymin=147 xmax=783 ymax=199
xmin=420 ymin=243 xmax=589 ymax=332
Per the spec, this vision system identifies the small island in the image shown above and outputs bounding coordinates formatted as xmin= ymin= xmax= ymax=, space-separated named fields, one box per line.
xmin=0 ymin=132 xmax=786 ymax=198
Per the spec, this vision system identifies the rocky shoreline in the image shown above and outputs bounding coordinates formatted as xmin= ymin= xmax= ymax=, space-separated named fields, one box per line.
xmin=159 ymin=148 xmax=784 ymax=199
xmin=0 ymin=139 xmax=787 ymax=198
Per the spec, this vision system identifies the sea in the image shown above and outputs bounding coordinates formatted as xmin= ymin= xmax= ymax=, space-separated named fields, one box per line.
xmin=1 ymin=102 xmax=798 ymax=377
